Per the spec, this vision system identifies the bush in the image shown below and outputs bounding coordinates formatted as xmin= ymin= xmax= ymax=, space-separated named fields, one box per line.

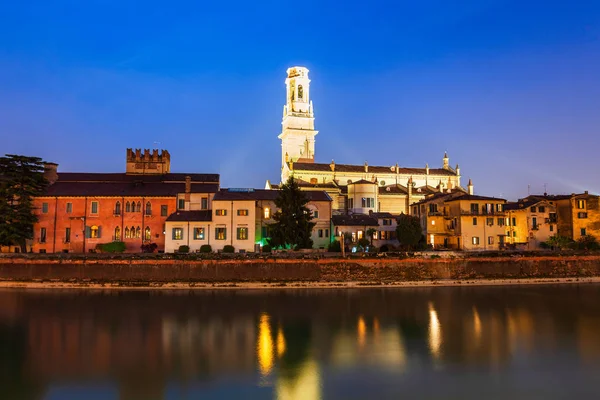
xmin=178 ymin=245 xmax=190 ymax=253
xmin=199 ymin=244 xmax=212 ymax=253
xmin=327 ymin=241 xmax=341 ymax=252
xmin=577 ymin=235 xmax=599 ymax=250
xmin=262 ymin=244 xmax=272 ymax=253
xmin=223 ymin=245 xmax=235 ymax=253
xmin=141 ymin=242 xmax=158 ymax=253
xmin=380 ymin=244 xmax=390 ymax=252
xmin=357 ymin=238 xmax=370 ymax=251
xmin=96 ymin=241 xmax=126 ymax=253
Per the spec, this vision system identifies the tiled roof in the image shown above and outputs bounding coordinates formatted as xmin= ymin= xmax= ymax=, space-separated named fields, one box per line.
xmin=56 ymin=172 xmax=219 ymax=183
xmin=292 ymin=162 xmax=457 ymax=176
xmin=213 ymin=188 xmax=332 ymax=202
xmin=370 ymin=212 xmax=395 ymax=219
xmin=379 ymin=184 xmax=408 ymax=195
xmin=445 ymin=194 xmax=506 ymax=202
xmin=332 ymin=214 xmax=379 ymax=227
xmin=166 ymin=210 xmax=212 ymax=222
xmin=43 ymin=182 xmax=219 ymax=197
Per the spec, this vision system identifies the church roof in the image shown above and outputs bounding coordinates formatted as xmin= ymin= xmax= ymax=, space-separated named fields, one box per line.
xmin=292 ymin=162 xmax=456 ymax=176
xmin=379 ymin=184 xmax=408 ymax=195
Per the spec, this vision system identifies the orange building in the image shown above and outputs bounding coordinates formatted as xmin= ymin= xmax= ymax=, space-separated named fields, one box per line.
xmin=31 ymin=149 xmax=219 ymax=253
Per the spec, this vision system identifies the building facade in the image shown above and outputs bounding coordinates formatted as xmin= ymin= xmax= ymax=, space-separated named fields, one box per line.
xmin=504 ymin=198 xmax=557 ymax=249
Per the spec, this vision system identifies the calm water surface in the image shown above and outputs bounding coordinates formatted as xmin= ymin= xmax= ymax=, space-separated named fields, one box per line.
xmin=1 ymin=284 xmax=600 ymax=399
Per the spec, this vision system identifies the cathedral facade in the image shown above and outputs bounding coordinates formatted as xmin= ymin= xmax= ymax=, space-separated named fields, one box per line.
xmin=272 ymin=66 xmax=470 ymax=215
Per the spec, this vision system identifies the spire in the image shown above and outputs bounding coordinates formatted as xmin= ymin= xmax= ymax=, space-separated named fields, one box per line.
xmin=443 ymin=152 xmax=449 ymax=170
xmin=468 ymin=178 xmax=474 ymax=195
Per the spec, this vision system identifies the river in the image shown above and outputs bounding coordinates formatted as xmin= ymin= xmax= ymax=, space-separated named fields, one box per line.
xmin=0 ymin=284 xmax=599 ymax=399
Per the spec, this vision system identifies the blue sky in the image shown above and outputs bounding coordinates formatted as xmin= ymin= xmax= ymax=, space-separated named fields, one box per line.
xmin=1 ymin=0 xmax=599 ymax=199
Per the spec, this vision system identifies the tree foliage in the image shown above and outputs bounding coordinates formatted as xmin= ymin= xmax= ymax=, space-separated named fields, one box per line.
xmin=544 ymin=235 xmax=573 ymax=250
xmin=395 ymin=214 xmax=423 ymax=250
xmin=268 ymin=177 xmax=316 ymax=249
xmin=366 ymin=228 xmax=377 ymax=246
xmin=0 ymin=155 xmax=48 ymax=252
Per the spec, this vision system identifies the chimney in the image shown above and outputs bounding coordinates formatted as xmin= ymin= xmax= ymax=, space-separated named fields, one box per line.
xmin=456 ymin=164 xmax=460 ymax=176
xmin=468 ymin=179 xmax=474 ymax=195
xmin=364 ymin=161 xmax=368 ymax=173
xmin=185 ymin=176 xmax=191 ymax=202
xmin=425 ymin=163 xmax=429 ymax=175
xmin=43 ymin=162 xmax=59 ymax=185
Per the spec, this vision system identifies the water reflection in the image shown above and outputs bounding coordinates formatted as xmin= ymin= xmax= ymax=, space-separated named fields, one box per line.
xmin=0 ymin=285 xmax=599 ymax=399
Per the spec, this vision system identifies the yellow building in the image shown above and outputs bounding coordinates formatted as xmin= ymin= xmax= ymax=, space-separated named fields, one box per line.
xmin=504 ymin=198 xmax=557 ymax=249
xmin=414 ymin=192 xmax=507 ymax=250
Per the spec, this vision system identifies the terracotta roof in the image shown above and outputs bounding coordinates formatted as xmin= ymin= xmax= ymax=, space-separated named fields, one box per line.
xmin=213 ymin=188 xmax=332 ymax=202
xmin=379 ymin=184 xmax=408 ymax=195
xmin=56 ymin=172 xmax=219 ymax=183
xmin=445 ymin=194 xmax=506 ymax=202
xmin=332 ymin=214 xmax=379 ymax=227
xmin=43 ymin=182 xmax=219 ymax=197
xmin=292 ymin=162 xmax=457 ymax=176
xmin=166 ymin=210 xmax=212 ymax=222
xmin=370 ymin=212 xmax=395 ymax=219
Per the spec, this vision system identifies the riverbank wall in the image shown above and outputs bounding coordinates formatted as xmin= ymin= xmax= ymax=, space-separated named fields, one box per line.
xmin=1 ymin=254 xmax=600 ymax=285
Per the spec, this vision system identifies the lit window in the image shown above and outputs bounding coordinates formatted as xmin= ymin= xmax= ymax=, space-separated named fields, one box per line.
xmin=90 ymin=225 xmax=99 ymax=238
xmin=472 ymin=236 xmax=480 ymax=245
xmin=431 ymin=220 xmax=435 ymax=225
xmin=577 ymin=200 xmax=586 ymax=209
xmin=114 ymin=226 xmax=120 ymax=240
xmin=144 ymin=226 xmax=151 ymax=241
xmin=125 ymin=227 xmax=130 ymax=239
xmin=488 ymin=236 xmax=494 ymax=245
xmin=264 ymin=207 xmax=270 ymax=219
xmin=91 ymin=201 xmax=99 ymax=214
xmin=237 ymin=227 xmax=248 ymax=240
xmin=172 ymin=228 xmax=183 ymax=241
xmin=135 ymin=226 xmax=141 ymax=238
xmin=194 ymin=227 xmax=205 ymax=240
xmin=216 ymin=209 xmax=227 ymax=216
xmin=216 ymin=227 xmax=227 ymax=240
xmin=237 ymin=209 xmax=249 ymax=216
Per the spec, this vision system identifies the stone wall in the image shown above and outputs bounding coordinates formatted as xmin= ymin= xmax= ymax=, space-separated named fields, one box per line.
xmin=1 ymin=255 xmax=600 ymax=284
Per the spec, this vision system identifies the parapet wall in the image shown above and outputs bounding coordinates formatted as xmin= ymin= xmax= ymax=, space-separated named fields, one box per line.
xmin=0 ymin=256 xmax=599 ymax=284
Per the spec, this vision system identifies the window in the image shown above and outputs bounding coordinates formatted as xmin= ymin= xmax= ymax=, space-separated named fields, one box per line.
xmin=361 ymin=198 xmax=374 ymax=208
xmin=549 ymin=213 xmax=557 ymax=223
xmin=532 ymin=217 xmax=538 ymax=229
xmin=145 ymin=202 xmax=152 ymax=216
xmin=538 ymin=206 xmax=545 ymax=213
xmin=298 ymin=84 xmax=303 ymax=99
xmin=40 ymin=228 xmax=47 ymax=243
xmin=65 ymin=227 xmax=71 ymax=243
xmin=194 ymin=227 xmax=205 ymax=240
xmin=144 ymin=226 xmax=151 ymax=241
xmin=530 ymin=206 xmax=537 ymax=213
xmin=488 ymin=236 xmax=494 ymax=245
xmin=201 ymin=198 xmax=208 ymax=210
xmin=581 ymin=228 xmax=587 ymax=236
xmin=470 ymin=203 xmax=479 ymax=214
xmin=550 ymin=225 xmax=554 ymax=232
xmin=136 ymin=201 xmax=141 ymax=212
xmin=486 ymin=218 xmax=493 ymax=226
xmin=135 ymin=226 xmax=141 ymax=238
xmin=237 ymin=227 xmax=248 ymax=240
xmin=42 ymin=202 xmax=49 ymax=213
xmin=126 ymin=201 xmax=131 ymax=212
xmin=91 ymin=201 xmax=99 ymax=214
xmin=472 ymin=237 xmax=480 ymax=245
xmin=513 ymin=231 xmax=517 ymax=237
xmin=264 ymin=207 xmax=270 ymax=219
xmin=313 ymin=210 xmax=319 ymax=218
xmin=325 ymin=229 xmax=329 ymax=237
xmin=512 ymin=217 xmax=516 ymax=226
xmin=161 ymin=205 xmax=168 ymax=217
xmin=178 ymin=199 xmax=185 ymax=210
xmin=115 ymin=201 xmax=121 ymax=215
xmin=216 ymin=209 xmax=227 ymax=216
xmin=90 ymin=225 xmax=99 ymax=238
xmin=429 ymin=204 xmax=438 ymax=213
xmin=473 ymin=217 xmax=477 ymax=226
xmin=578 ymin=212 xmax=588 ymax=219
xmin=349 ymin=199 xmax=354 ymax=209
xmin=125 ymin=227 xmax=130 ymax=239
xmin=496 ymin=204 xmax=503 ymax=212
xmin=216 ymin=227 xmax=227 ymax=240
xmin=66 ymin=202 xmax=72 ymax=213
xmin=497 ymin=218 xmax=504 ymax=226
xmin=172 ymin=228 xmax=183 ymax=240
xmin=39 ymin=249 xmax=46 ymax=254
xmin=318 ymin=229 xmax=323 ymax=237
xmin=577 ymin=199 xmax=586 ymax=209
xmin=114 ymin=226 xmax=120 ymax=241
xmin=237 ymin=209 xmax=249 ymax=216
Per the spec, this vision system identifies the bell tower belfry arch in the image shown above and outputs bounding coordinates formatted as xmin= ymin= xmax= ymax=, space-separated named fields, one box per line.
xmin=279 ymin=66 xmax=318 ymax=181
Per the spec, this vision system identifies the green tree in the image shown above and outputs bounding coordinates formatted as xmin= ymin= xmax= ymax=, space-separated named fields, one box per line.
xmin=0 ymin=155 xmax=48 ymax=252
xmin=395 ymin=214 xmax=422 ymax=250
xmin=366 ymin=228 xmax=377 ymax=246
xmin=545 ymin=234 xmax=573 ymax=250
xmin=268 ymin=177 xmax=316 ymax=249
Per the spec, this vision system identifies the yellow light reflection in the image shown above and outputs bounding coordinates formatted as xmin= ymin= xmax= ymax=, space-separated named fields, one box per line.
xmin=277 ymin=326 xmax=286 ymax=358
xmin=428 ymin=302 xmax=442 ymax=359
xmin=373 ymin=317 xmax=380 ymax=339
xmin=257 ymin=313 xmax=274 ymax=376
xmin=357 ymin=316 xmax=367 ymax=348
xmin=276 ymin=359 xmax=322 ymax=400
xmin=473 ymin=306 xmax=482 ymax=345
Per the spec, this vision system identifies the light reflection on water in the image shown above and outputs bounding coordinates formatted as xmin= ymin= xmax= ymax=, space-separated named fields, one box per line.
xmin=1 ymin=285 xmax=600 ymax=399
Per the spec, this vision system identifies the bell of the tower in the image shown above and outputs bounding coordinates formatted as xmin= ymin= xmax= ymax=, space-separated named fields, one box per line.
xmin=279 ymin=66 xmax=319 ymax=183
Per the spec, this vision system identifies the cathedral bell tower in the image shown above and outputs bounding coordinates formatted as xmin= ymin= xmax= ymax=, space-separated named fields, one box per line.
xmin=279 ymin=67 xmax=318 ymax=180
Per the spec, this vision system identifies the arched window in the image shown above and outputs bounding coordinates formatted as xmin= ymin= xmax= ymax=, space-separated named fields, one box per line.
xmin=125 ymin=201 xmax=131 ymax=212
xmin=115 ymin=201 xmax=121 ymax=215
xmin=90 ymin=225 xmax=99 ymax=238
xmin=124 ymin=227 xmax=130 ymax=239
xmin=144 ymin=226 xmax=151 ymax=241
xmin=136 ymin=201 xmax=141 ymax=212
xmin=298 ymin=84 xmax=303 ymax=100
xmin=264 ymin=207 xmax=270 ymax=219
xmin=131 ymin=226 xmax=136 ymax=239
xmin=114 ymin=226 xmax=121 ymax=240
xmin=135 ymin=226 xmax=141 ymax=238
xmin=145 ymin=201 xmax=152 ymax=216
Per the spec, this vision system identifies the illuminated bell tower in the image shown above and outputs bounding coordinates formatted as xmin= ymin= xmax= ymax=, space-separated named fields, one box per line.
xmin=279 ymin=67 xmax=318 ymax=176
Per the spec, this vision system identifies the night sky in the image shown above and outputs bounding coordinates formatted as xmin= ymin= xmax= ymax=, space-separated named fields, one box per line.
xmin=1 ymin=0 xmax=599 ymax=199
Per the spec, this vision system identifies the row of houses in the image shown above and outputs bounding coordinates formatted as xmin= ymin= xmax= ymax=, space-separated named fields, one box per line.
xmin=2 ymin=148 xmax=598 ymax=254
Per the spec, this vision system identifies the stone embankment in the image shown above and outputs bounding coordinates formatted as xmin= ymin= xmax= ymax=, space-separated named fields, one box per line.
xmin=0 ymin=253 xmax=599 ymax=287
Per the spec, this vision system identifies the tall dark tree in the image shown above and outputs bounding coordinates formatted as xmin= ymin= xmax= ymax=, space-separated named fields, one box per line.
xmin=0 ymin=155 xmax=48 ymax=252
xmin=395 ymin=214 xmax=423 ymax=250
xmin=268 ymin=177 xmax=316 ymax=249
